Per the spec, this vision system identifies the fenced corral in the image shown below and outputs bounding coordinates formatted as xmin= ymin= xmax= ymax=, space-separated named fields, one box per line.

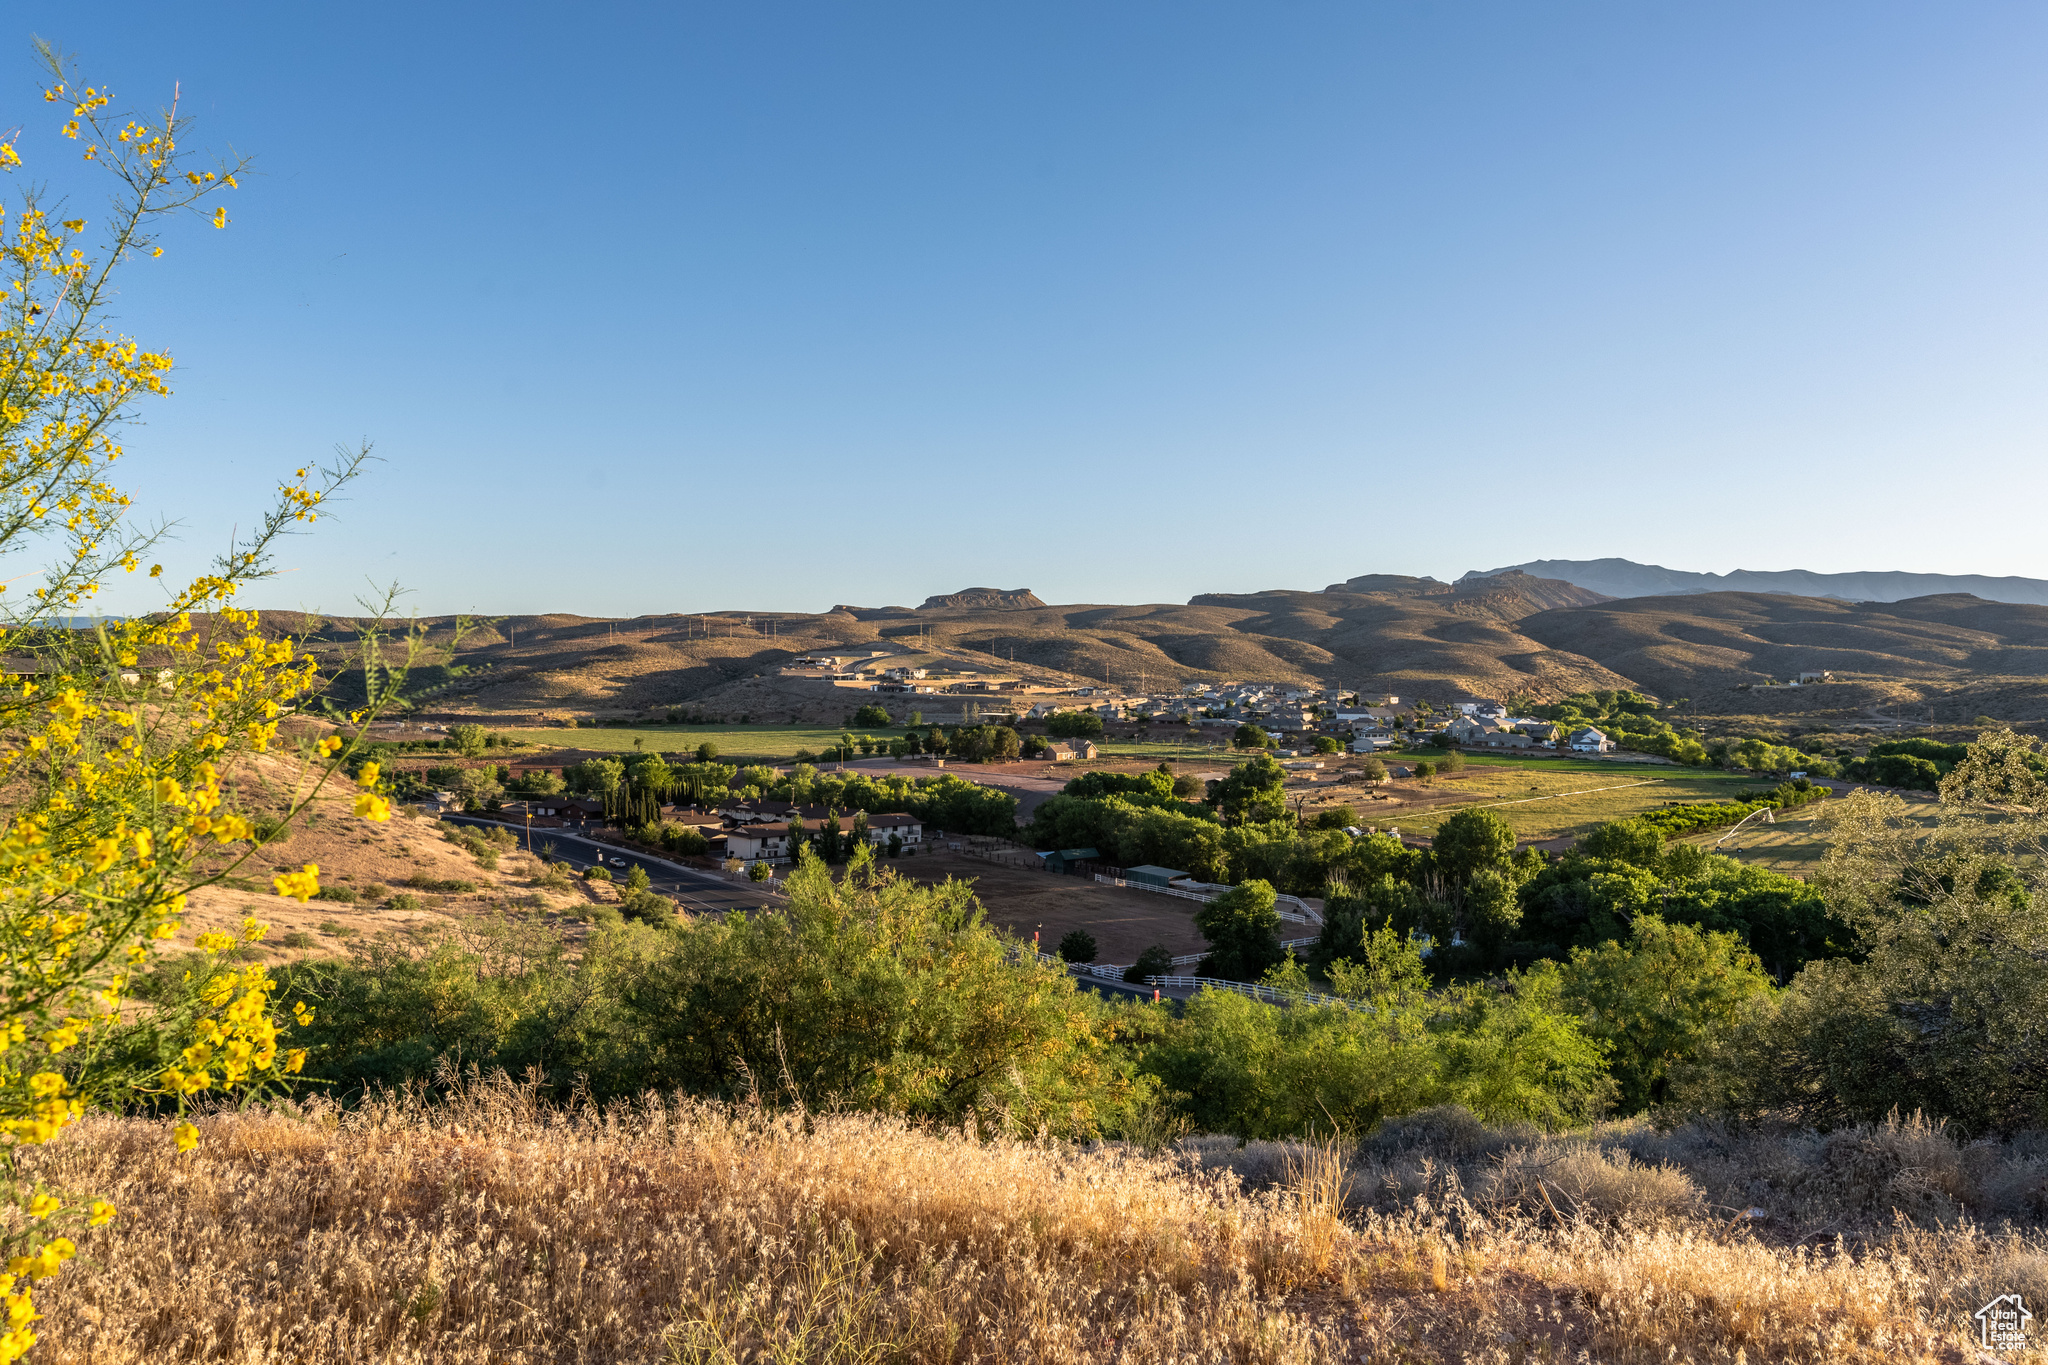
xmin=1084 ymin=869 xmax=1324 ymax=925
xmin=946 ymin=835 xmax=1045 ymax=870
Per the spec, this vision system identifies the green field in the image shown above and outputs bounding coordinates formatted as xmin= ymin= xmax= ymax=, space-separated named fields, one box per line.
xmin=1665 ymin=795 xmax=1937 ymax=876
xmin=1383 ymin=760 xmax=1771 ymax=841
xmin=487 ymin=725 xmax=889 ymax=762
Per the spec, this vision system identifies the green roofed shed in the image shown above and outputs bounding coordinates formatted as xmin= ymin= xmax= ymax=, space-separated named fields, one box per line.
xmin=1123 ymin=865 xmax=1188 ymax=888
xmin=1038 ymin=847 xmax=1100 ymax=875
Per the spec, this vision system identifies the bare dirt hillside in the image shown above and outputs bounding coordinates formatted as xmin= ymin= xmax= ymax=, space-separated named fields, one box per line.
xmin=250 ymin=575 xmax=2048 ymax=725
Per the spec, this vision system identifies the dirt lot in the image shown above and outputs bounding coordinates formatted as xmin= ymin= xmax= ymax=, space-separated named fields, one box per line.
xmin=890 ymin=849 xmax=1209 ymax=965
xmin=172 ymin=753 xmax=624 ymax=965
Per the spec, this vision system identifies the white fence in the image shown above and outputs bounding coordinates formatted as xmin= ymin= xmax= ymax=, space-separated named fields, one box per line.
xmin=1090 ymin=873 xmax=1323 ymax=925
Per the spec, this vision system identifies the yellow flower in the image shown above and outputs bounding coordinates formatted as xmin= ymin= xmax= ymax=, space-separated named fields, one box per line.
xmin=317 ymin=735 xmax=342 ymax=756
xmin=284 ymin=1048 xmax=307 ymax=1073
xmin=86 ymin=1202 xmax=114 ymax=1228
xmin=356 ymin=761 xmax=380 ymax=789
xmin=355 ymin=792 xmax=392 ymax=822
xmin=271 ymin=863 xmax=319 ymax=902
xmin=211 ymin=206 xmax=227 ymax=228
xmin=173 ymin=1122 xmax=198 ymax=1153
xmin=24 ymin=1074 xmax=63 ymax=1100
xmin=292 ymin=1001 xmax=315 ymax=1026
xmin=25 ymin=1197 xmax=57 ymax=1222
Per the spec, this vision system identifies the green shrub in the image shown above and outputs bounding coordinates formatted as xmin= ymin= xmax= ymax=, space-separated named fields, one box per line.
xmin=585 ymin=865 xmax=613 ymax=882
xmin=1123 ymin=944 xmax=1174 ymax=983
xmin=313 ymin=885 xmax=358 ymax=903
xmin=281 ymin=930 xmax=316 ymax=949
xmin=402 ymin=875 xmax=477 ymax=894
xmin=388 ymin=893 xmax=422 ymax=910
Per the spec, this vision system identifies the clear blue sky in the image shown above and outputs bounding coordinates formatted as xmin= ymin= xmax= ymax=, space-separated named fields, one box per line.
xmin=15 ymin=2 xmax=2048 ymax=616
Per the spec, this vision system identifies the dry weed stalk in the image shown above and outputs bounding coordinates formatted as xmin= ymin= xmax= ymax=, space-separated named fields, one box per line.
xmin=3 ymin=1074 xmax=2035 ymax=1363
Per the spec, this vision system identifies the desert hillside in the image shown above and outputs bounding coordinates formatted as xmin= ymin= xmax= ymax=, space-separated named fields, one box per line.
xmin=248 ymin=569 xmax=2048 ymax=728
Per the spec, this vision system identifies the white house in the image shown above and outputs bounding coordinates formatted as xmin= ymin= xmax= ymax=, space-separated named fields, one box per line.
xmin=1351 ymin=735 xmax=1394 ymax=753
xmin=725 ymin=822 xmax=797 ymax=861
xmin=864 ymin=813 xmax=924 ymax=845
xmin=1569 ymin=726 xmax=1614 ymax=753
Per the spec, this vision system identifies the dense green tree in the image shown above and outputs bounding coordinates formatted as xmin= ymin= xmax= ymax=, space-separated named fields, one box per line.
xmin=1431 ymin=809 xmax=1516 ymax=884
xmin=1195 ymin=879 xmax=1286 ymax=981
xmin=457 ymin=768 xmax=505 ymax=812
xmin=1209 ymin=755 xmax=1289 ymax=824
xmin=853 ymin=703 xmax=893 ymax=728
xmin=1046 ymin=710 xmax=1106 ymax=739
xmin=1057 ymin=929 xmax=1097 ymax=963
xmin=1312 ymin=805 xmax=1359 ymax=831
xmin=1577 ymin=816 xmax=1666 ymax=869
xmin=1232 ymin=722 xmax=1273 ymax=750
xmin=1551 ymin=914 xmax=1772 ymax=1113
xmin=696 ymin=741 xmax=719 ymax=762
xmin=448 ymin=723 xmax=489 ymax=758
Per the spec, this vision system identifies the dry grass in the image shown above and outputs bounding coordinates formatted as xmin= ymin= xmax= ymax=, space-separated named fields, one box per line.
xmin=14 ymin=1079 xmax=2040 ymax=1363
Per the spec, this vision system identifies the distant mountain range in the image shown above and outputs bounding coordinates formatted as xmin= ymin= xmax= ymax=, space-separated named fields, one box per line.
xmin=1465 ymin=558 xmax=2048 ymax=606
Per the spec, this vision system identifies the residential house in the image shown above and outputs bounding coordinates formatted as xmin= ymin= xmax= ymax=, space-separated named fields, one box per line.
xmin=883 ymin=667 xmax=929 ymax=680
xmin=725 ymin=822 xmax=799 ymax=862
xmin=1350 ymin=734 xmax=1394 ymax=753
xmin=1043 ymin=740 xmax=1099 ymax=762
xmin=1569 ymin=726 xmax=1614 ymax=753
xmin=1446 ymin=718 xmax=1493 ymax=745
xmin=864 ymin=813 xmax=924 ymax=846
xmin=1796 ymin=670 xmax=1831 ymax=684
xmin=1473 ymin=730 xmax=1536 ymax=749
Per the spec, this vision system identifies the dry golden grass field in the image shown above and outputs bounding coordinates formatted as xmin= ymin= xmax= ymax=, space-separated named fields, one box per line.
xmin=17 ymin=1077 xmax=2044 ymax=1363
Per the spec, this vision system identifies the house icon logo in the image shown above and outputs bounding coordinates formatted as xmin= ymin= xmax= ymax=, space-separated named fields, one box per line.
xmin=1976 ymin=1293 xmax=2031 ymax=1352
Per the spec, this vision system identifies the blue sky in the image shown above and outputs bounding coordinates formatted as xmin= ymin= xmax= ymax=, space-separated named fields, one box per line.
xmin=13 ymin=2 xmax=2048 ymax=616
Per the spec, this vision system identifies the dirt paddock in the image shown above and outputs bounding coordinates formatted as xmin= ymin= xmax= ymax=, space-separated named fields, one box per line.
xmin=892 ymin=849 xmax=1208 ymax=965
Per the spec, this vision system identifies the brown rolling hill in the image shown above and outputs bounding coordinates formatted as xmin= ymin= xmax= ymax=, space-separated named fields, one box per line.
xmin=259 ymin=572 xmax=2048 ymax=726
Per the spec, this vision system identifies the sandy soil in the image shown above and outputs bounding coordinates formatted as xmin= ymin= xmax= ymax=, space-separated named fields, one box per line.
xmin=171 ymin=754 xmax=615 ymax=963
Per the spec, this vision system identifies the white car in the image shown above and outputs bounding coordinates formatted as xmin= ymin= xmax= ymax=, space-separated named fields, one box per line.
xmin=609 ymin=857 xmax=627 ymax=868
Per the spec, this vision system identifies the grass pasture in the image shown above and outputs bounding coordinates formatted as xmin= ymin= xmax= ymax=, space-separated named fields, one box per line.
xmin=488 ymin=724 xmax=883 ymax=762
xmin=1383 ymin=760 xmax=1769 ymax=842
xmin=1665 ymin=792 xmax=1939 ymax=876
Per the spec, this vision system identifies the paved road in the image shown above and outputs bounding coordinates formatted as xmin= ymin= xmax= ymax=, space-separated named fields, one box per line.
xmin=440 ymin=814 xmax=783 ymax=917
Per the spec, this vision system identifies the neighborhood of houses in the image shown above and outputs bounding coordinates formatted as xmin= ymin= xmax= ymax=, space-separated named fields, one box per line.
xmin=484 ymin=760 xmax=929 ymax=868
xmin=778 ymin=653 xmax=1628 ymax=758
